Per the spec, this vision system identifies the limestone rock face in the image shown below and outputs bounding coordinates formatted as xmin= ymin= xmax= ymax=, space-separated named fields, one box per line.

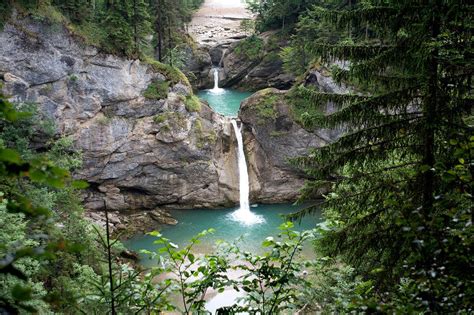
xmin=0 ymin=18 xmax=239 ymax=211
xmin=221 ymin=32 xmax=295 ymax=91
xmin=181 ymin=44 xmax=213 ymax=90
xmin=239 ymin=88 xmax=340 ymax=203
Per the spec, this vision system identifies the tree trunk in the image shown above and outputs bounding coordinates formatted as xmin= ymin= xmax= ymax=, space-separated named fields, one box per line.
xmin=155 ymin=0 xmax=163 ymax=61
xmin=422 ymin=3 xmax=440 ymax=216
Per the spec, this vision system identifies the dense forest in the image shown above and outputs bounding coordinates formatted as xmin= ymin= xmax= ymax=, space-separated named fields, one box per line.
xmin=0 ymin=0 xmax=472 ymax=314
xmin=0 ymin=0 xmax=203 ymax=61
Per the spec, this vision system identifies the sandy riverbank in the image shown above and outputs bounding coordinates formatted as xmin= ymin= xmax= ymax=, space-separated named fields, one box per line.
xmin=189 ymin=0 xmax=253 ymax=46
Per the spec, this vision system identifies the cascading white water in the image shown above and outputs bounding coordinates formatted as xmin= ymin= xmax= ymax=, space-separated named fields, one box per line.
xmin=230 ymin=120 xmax=264 ymax=225
xmin=213 ymin=68 xmax=219 ymax=89
xmin=210 ymin=68 xmax=224 ymax=94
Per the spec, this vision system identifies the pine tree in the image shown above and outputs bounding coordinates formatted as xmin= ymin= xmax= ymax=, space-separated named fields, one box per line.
xmin=102 ymin=0 xmax=133 ymax=56
xmin=52 ymin=0 xmax=92 ymax=23
xmin=130 ymin=0 xmax=152 ymax=57
xmin=292 ymin=1 xmax=472 ymax=311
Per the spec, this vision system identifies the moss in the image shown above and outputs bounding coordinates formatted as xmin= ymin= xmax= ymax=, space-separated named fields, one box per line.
xmin=153 ymin=114 xmax=167 ymax=124
xmin=194 ymin=118 xmax=203 ymax=132
xmin=256 ymin=94 xmax=279 ymax=120
xmin=143 ymin=56 xmax=191 ymax=87
xmin=144 ymin=80 xmax=169 ymax=100
xmin=263 ymin=51 xmax=281 ymax=63
xmin=160 ymin=124 xmax=171 ymax=132
xmin=194 ymin=118 xmax=217 ymax=149
xmin=184 ymin=95 xmax=201 ymax=112
xmin=154 ymin=111 xmax=187 ymax=132
xmin=234 ymin=35 xmax=264 ymax=61
xmin=39 ymin=84 xmax=53 ymax=95
xmin=286 ymin=87 xmax=324 ymax=130
xmin=69 ymin=74 xmax=78 ymax=83
xmin=67 ymin=21 xmax=107 ymax=48
xmin=270 ymin=130 xmax=287 ymax=137
xmin=96 ymin=115 xmax=111 ymax=126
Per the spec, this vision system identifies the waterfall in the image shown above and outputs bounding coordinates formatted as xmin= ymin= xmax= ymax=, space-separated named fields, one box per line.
xmin=210 ymin=68 xmax=224 ymax=94
xmin=230 ymin=120 xmax=264 ymax=225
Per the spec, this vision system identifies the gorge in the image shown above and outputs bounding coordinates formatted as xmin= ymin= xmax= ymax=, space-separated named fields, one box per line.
xmin=0 ymin=9 xmax=330 ymax=231
xmin=1 ymin=0 xmax=470 ymax=314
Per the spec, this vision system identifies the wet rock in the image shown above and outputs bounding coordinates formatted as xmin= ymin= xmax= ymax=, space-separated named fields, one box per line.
xmin=120 ymin=249 xmax=139 ymax=261
xmin=149 ymin=209 xmax=178 ymax=225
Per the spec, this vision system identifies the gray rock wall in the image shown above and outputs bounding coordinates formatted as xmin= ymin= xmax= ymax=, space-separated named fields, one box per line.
xmin=220 ymin=32 xmax=295 ymax=91
xmin=239 ymin=87 xmax=342 ymax=203
xmin=0 ymin=18 xmax=239 ymax=211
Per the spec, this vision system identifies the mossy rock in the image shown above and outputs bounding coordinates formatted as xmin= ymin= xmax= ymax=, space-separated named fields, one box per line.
xmin=184 ymin=95 xmax=201 ymax=112
xmin=194 ymin=118 xmax=217 ymax=148
xmin=143 ymin=57 xmax=191 ymax=87
xmin=255 ymin=94 xmax=279 ymax=122
xmin=144 ymin=80 xmax=169 ymax=100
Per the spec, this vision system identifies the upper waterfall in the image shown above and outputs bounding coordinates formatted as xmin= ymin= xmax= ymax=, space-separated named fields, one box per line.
xmin=210 ymin=68 xmax=224 ymax=94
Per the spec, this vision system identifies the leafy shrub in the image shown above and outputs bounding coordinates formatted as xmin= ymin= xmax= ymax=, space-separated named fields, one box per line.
xmin=234 ymin=35 xmax=264 ymax=61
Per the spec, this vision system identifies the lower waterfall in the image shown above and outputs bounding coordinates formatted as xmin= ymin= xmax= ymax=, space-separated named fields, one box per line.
xmin=230 ymin=120 xmax=264 ymax=225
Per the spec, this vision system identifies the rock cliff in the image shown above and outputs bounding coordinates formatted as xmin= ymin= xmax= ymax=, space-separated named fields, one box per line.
xmin=239 ymin=86 xmax=342 ymax=203
xmin=183 ymin=32 xmax=295 ymax=92
xmin=220 ymin=32 xmax=295 ymax=91
xmin=0 ymin=17 xmax=239 ymax=211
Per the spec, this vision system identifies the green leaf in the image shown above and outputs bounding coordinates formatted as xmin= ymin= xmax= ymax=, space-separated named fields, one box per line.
xmin=0 ymin=149 xmax=22 ymax=164
xmin=11 ymin=284 xmax=33 ymax=301
xmin=148 ymin=231 xmax=161 ymax=237
xmin=72 ymin=180 xmax=89 ymax=189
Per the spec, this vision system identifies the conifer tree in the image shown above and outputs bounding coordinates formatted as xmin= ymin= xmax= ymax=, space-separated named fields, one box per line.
xmin=102 ymin=0 xmax=133 ymax=56
xmin=293 ymin=1 xmax=472 ymax=311
xmin=52 ymin=0 xmax=92 ymax=23
xmin=130 ymin=0 xmax=152 ymax=56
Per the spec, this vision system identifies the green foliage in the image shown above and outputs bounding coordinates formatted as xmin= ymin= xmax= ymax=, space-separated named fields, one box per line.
xmin=143 ymin=80 xmax=169 ymax=100
xmin=239 ymin=19 xmax=255 ymax=35
xmin=0 ymin=1 xmax=12 ymax=29
xmin=234 ymin=35 xmax=264 ymax=61
xmin=229 ymin=222 xmax=316 ymax=314
xmin=153 ymin=113 xmax=167 ymax=124
xmin=280 ymin=1 xmax=350 ymax=75
xmin=292 ymin=1 xmax=473 ymax=312
xmin=143 ymin=228 xmax=230 ymax=313
xmin=184 ymin=95 xmax=201 ymax=112
xmin=254 ymin=91 xmax=279 ymax=123
xmin=141 ymin=223 xmax=321 ymax=314
xmin=246 ymin=0 xmax=321 ymax=32
xmin=154 ymin=111 xmax=187 ymax=132
xmin=0 ymin=93 xmax=96 ymax=313
xmin=52 ymin=0 xmax=92 ymax=24
xmin=287 ymin=86 xmax=325 ymax=129
xmin=102 ymin=1 xmax=134 ymax=56
xmin=130 ymin=0 xmax=153 ymax=56
xmin=144 ymin=57 xmax=190 ymax=86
